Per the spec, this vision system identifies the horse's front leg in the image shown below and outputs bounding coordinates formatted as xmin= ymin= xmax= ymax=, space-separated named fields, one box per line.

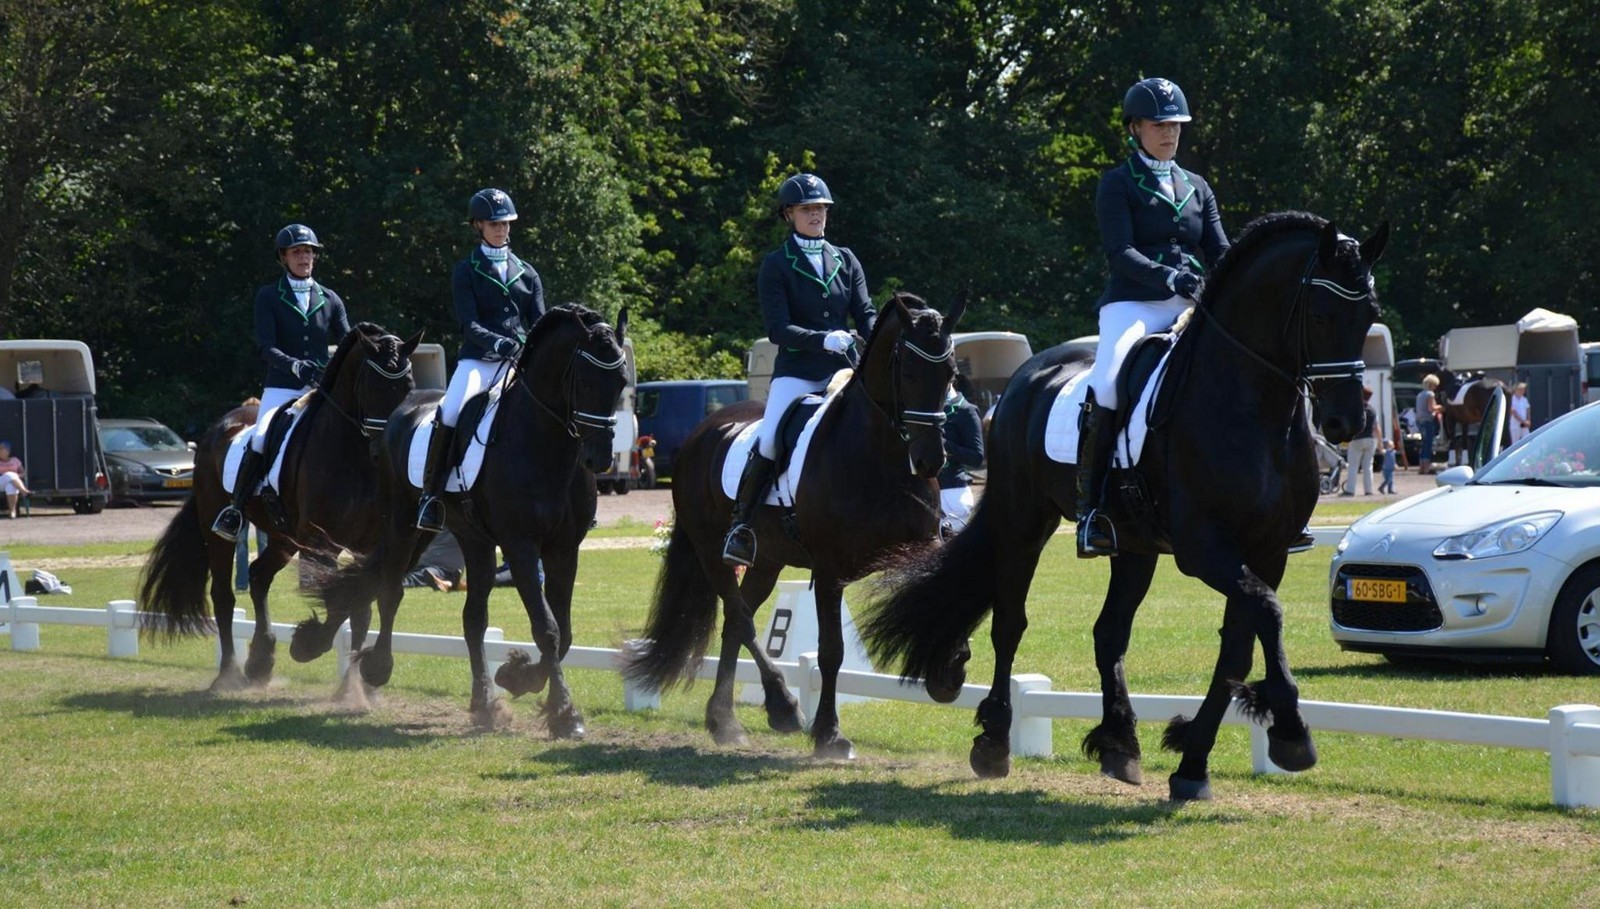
xmin=1164 ymin=586 xmax=1260 ymax=801
xmin=1083 ymin=552 xmax=1158 ymax=786
xmin=498 ymin=540 xmax=584 ymax=740
xmin=459 ymin=540 xmax=507 ymax=729
xmin=969 ymin=529 xmax=1048 ymax=779
xmin=357 ymin=533 xmax=428 ymax=691
xmin=1234 ymin=556 xmax=1316 ymax=774
xmin=240 ymin=541 xmax=294 ymax=687
xmin=810 ymin=576 xmax=855 ymax=760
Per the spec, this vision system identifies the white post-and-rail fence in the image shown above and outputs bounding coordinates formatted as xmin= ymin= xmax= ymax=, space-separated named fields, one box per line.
xmin=7 ymin=592 xmax=1600 ymax=810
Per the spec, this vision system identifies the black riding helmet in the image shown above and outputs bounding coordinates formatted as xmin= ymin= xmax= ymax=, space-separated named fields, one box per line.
xmin=275 ymin=223 xmax=322 ymax=251
xmin=468 ymin=188 xmax=518 ymax=223
xmin=1121 ymin=77 xmax=1192 ymax=124
xmin=775 ymin=173 xmax=833 ymax=218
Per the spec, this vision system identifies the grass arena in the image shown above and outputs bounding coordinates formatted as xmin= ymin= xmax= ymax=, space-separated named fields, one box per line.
xmin=3 ymin=503 xmax=1599 ymax=908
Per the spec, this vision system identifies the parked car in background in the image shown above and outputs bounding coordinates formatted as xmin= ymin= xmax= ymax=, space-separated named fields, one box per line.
xmin=1329 ymin=400 xmax=1600 ymax=674
xmin=635 ymin=380 xmax=749 ymax=479
xmin=1583 ymin=341 xmax=1600 ymax=405
xmin=98 ymin=418 xmax=195 ymax=505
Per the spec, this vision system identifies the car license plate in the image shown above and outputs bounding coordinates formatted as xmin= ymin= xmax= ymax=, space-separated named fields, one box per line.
xmin=163 ymin=478 xmax=193 ymax=489
xmin=1347 ymin=577 xmax=1406 ymax=603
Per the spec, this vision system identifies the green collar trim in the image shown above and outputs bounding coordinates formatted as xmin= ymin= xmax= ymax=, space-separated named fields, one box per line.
xmin=785 ymin=237 xmax=841 ymax=289
xmin=277 ymin=278 xmax=325 ymax=322
xmin=1127 ymin=158 xmax=1195 ymax=214
xmin=472 ymin=249 xmax=522 ymax=291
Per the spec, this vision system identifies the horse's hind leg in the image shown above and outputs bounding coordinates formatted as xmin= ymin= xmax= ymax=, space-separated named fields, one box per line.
xmin=737 ymin=558 xmax=803 ymax=735
xmin=700 ymin=556 xmax=762 ymax=746
xmin=241 ymin=540 xmax=294 ymax=686
xmin=207 ymin=541 xmax=247 ymax=692
xmin=1083 ymin=552 xmax=1158 ymax=786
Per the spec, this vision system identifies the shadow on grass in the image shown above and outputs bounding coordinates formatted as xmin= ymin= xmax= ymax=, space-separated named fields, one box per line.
xmin=213 ymin=713 xmax=445 ymax=750
xmin=490 ymin=742 xmax=809 ymax=789
xmin=1295 ymin=659 xmax=1556 ymax=681
xmin=59 ymin=687 xmax=304 ymax=719
xmin=793 ymin=777 xmax=1212 ymax=844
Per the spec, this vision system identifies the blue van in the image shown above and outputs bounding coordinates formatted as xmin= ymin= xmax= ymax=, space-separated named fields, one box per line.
xmin=636 ymin=380 xmax=749 ymax=478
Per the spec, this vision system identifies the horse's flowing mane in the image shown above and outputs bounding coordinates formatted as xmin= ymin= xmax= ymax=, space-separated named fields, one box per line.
xmin=1201 ymin=210 xmax=1328 ymax=304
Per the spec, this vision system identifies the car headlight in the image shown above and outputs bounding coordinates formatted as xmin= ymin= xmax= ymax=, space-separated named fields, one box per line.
xmin=1432 ymin=511 xmax=1562 ymax=560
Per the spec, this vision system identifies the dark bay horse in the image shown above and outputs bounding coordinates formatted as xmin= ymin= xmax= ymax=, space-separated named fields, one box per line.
xmin=861 ymin=213 xmax=1388 ymax=799
xmin=623 ymin=292 xmax=962 ymax=759
xmin=138 ymin=323 xmax=421 ymax=691
xmin=308 ymin=304 xmax=628 ymax=736
xmin=1438 ymin=371 xmax=1504 ymax=466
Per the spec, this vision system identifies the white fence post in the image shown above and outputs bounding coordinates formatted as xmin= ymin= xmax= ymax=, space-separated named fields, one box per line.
xmin=484 ymin=627 xmax=505 ymax=696
xmin=335 ymin=619 xmax=352 ymax=679
xmin=797 ymin=651 xmax=820 ymax=728
xmin=1010 ymin=674 xmax=1054 ymax=758
xmin=619 ymin=639 xmax=660 ymax=711
xmin=1549 ymin=704 xmax=1600 ymax=809
xmin=106 ymin=600 xmax=139 ymax=658
xmin=8 ymin=595 xmax=41 ymax=650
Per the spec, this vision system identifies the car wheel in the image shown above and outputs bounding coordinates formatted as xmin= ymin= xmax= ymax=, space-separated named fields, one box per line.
xmin=73 ymin=496 xmax=107 ymax=515
xmin=616 ymin=479 xmax=630 ymax=496
xmin=1547 ymin=565 xmax=1600 ymax=675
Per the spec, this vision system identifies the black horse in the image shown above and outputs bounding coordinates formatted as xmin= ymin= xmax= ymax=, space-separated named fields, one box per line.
xmin=861 ymin=213 xmax=1388 ymax=799
xmin=307 ymin=304 xmax=628 ymax=735
xmin=138 ymin=323 xmax=421 ymax=691
xmin=623 ymin=292 xmax=962 ymax=758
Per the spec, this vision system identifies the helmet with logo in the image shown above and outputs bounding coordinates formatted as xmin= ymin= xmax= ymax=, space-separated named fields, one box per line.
xmin=468 ymin=188 xmax=518 ymax=223
xmin=775 ymin=173 xmax=833 ymax=216
xmin=1121 ymin=77 xmax=1192 ymax=124
xmin=274 ymin=223 xmax=322 ymax=251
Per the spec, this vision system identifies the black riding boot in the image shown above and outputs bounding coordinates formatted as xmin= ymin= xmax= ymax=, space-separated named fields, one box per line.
xmin=211 ymin=448 xmax=264 ymax=542
xmin=721 ymin=452 xmax=776 ymax=567
xmin=1074 ymin=399 xmax=1119 ymax=558
xmin=414 ymin=422 xmax=457 ymax=533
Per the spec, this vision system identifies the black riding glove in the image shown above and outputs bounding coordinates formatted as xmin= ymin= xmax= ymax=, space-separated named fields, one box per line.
xmin=1171 ymin=271 xmax=1203 ymax=302
xmin=292 ymin=360 xmax=324 ymax=386
xmin=493 ymin=337 xmax=523 ymax=361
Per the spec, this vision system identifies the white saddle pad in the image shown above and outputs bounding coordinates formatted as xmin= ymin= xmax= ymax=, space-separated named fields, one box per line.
xmin=1042 ymin=346 xmax=1174 ymax=469
xmin=720 ymin=392 xmax=836 ymax=506
xmin=222 ymin=397 xmax=311 ymax=495
xmin=405 ymin=388 xmax=506 ymax=494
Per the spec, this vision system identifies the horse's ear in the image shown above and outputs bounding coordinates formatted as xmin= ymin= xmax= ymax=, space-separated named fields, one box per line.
xmin=1360 ymin=221 xmax=1390 ymax=267
xmin=402 ymin=329 xmax=423 ymax=357
xmin=889 ymin=293 xmax=912 ymax=326
xmin=615 ymin=306 xmax=629 ymax=345
xmin=943 ymin=286 xmax=969 ymax=339
xmin=1319 ymin=220 xmax=1341 ymax=266
xmin=358 ymin=331 xmax=378 ymax=355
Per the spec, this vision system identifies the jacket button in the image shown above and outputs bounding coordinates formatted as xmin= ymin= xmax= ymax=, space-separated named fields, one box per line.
xmin=1172 ymin=216 xmax=1180 ymax=223
xmin=823 ymin=310 xmax=830 ymax=317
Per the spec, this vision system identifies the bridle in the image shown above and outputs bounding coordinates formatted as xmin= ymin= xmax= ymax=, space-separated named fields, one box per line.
xmin=856 ymin=327 xmax=954 ymax=443
xmin=1193 ymin=243 xmax=1371 ymax=401
xmin=514 ymin=329 xmax=626 ymax=440
xmin=315 ymin=336 xmax=414 ymax=437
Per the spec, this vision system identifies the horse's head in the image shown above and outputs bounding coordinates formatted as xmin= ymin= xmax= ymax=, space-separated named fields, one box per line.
xmin=1203 ymin=213 xmax=1387 ymax=444
xmin=1302 ymin=220 xmax=1388 ymax=442
xmin=324 ymin=323 xmax=420 ymax=435
xmin=858 ymin=290 xmax=964 ymax=477
xmin=519 ymin=304 xmax=629 ymax=472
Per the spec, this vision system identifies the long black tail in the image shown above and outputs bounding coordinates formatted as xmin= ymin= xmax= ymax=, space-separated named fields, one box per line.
xmin=621 ymin=524 xmax=719 ymax=692
xmin=137 ymin=496 xmax=215 ymax=640
xmin=860 ymin=495 xmax=1000 ymax=682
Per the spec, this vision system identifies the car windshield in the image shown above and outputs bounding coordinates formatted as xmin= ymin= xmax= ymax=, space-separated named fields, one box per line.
xmin=101 ymin=425 xmax=186 ymax=452
xmin=1475 ymin=408 xmax=1600 ymax=487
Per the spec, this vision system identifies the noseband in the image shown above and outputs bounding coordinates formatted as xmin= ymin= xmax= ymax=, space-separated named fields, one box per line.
xmin=515 ymin=332 xmax=625 ymax=439
xmin=316 ymin=336 xmax=414 ymax=437
xmin=860 ymin=331 xmax=953 ymax=442
xmin=1196 ymin=248 xmax=1371 ymax=399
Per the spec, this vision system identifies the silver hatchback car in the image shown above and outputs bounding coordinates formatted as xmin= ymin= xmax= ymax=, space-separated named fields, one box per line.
xmin=1329 ymin=401 xmax=1600 ymax=674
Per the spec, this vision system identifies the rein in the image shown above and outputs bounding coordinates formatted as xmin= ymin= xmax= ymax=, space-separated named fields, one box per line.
xmin=513 ymin=332 xmax=625 ymax=439
xmin=855 ymin=331 xmax=952 ymax=442
xmin=315 ymin=344 xmax=414 ymax=437
xmin=1192 ymin=248 xmax=1369 ymax=398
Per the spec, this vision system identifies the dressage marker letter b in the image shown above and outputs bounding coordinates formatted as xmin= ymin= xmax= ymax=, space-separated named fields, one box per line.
xmin=765 ymin=608 xmax=792 ymax=658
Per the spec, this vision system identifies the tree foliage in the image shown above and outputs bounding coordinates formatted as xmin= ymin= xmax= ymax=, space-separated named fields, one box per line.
xmin=0 ymin=0 xmax=1591 ymax=432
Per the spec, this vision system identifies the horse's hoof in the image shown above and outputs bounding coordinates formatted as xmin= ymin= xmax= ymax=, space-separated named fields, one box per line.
xmin=925 ymin=676 xmax=964 ymax=705
xmin=764 ymin=700 xmax=804 ymax=735
xmin=814 ymin=736 xmax=856 ymax=761
xmin=358 ymin=651 xmax=393 ymax=689
xmin=548 ymin=709 xmax=586 ymax=741
xmin=495 ymin=650 xmax=550 ymax=697
xmin=970 ymin=735 xmax=1012 ymax=779
xmin=1268 ymin=730 xmax=1318 ymax=772
xmin=709 ymin=718 xmax=749 ymax=747
xmin=1099 ymin=750 xmax=1144 ymax=786
xmin=289 ymin=618 xmax=331 ymax=663
xmin=925 ymin=645 xmax=971 ymax=704
xmin=209 ymin=665 xmax=247 ymax=692
xmin=1168 ymin=774 xmax=1213 ymax=801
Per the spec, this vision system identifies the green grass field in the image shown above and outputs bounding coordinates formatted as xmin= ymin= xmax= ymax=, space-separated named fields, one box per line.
xmin=4 ymin=521 xmax=1600 ymax=907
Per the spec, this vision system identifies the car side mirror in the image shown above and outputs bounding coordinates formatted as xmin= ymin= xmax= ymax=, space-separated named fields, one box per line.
xmin=1436 ymin=464 xmax=1474 ymax=487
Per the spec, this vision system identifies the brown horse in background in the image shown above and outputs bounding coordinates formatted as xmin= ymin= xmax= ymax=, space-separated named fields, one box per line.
xmin=1438 ymin=372 xmax=1504 ymax=466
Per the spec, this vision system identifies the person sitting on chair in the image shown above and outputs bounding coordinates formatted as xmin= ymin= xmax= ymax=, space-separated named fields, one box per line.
xmin=1 ymin=440 xmax=30 ymax=519
xmin=722 ymin=172 xmax=876 ymax=567
xmin=1077 ymin=76 xmax=1229 ymax=558
xmin=416 ymin=188 xmax=546 ymax=532
xmin=212 ymin=224 xmax=351 ymax=541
